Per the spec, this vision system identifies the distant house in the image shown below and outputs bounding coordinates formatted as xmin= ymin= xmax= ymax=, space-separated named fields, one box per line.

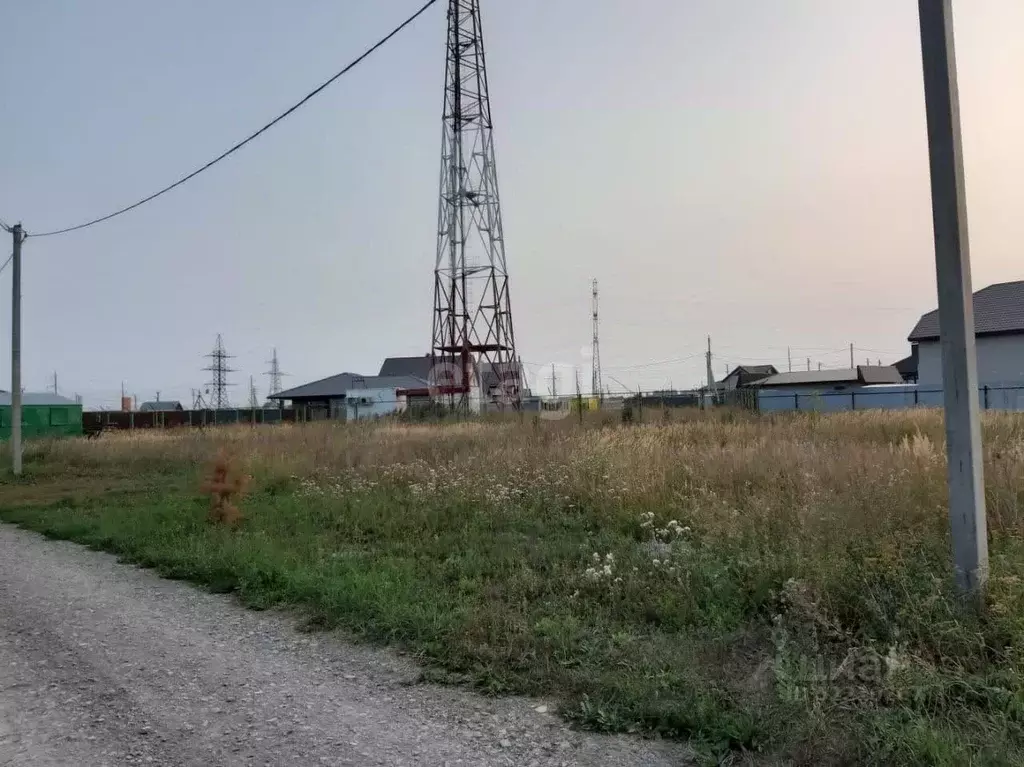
xmin=720 ymin=365 xmax=778 ymax=390
xmin=139 ymin=401 xmax=184 ymax=412
xmin=268 ymin=372 xmax=430 ymax=420
xmin=754 ymin=365 xmax=903 ymax=392
xmin=909 ymin=280 xmax=1024 ymax=388
xmin=378 ymin=354 xmax=531 ymax=402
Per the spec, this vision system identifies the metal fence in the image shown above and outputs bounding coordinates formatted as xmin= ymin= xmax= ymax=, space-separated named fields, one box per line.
xmin=757 ymin=384 xmax=1024 ymax=413
xmin=83 ymin=408 xmax=298 ymax=432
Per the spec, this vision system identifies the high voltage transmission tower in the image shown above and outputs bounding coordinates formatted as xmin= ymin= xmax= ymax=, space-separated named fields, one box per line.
xmin=591 ymin=279 xmax=602 ymax=397
xmin=430 ymin=0 xmax=520 ymax=410
xmin=203 ymin=334 xmax=234 ymax=410
xmin=265 ymin=347 xmax=286 ymax=398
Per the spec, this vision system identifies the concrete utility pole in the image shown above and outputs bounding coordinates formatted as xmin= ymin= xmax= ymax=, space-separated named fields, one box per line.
xmin=11 ymin=224 xmax=23 ymax=476
xmin=705 ymin=336 xmax=715 ymax=404
xmin=787 ymin=346 xmax=792 ymax=373
xmin=850 ymin=343 xmax=854 ymax=368
xmin=918 ymin=0 xmax=988 ymax=597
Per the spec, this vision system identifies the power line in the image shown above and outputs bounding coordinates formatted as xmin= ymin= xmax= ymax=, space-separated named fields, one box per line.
xmin=0 ymin=252 xmax=11 ymax=275
xmin=25 ymin=0 xmax=440 ymax=239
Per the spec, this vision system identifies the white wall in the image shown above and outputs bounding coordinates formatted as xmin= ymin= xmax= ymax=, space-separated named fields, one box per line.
xmin=917 ymin=335 xmax=1024 ymax=388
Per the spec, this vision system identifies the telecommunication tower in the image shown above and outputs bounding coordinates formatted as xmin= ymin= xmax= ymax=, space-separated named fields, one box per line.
xmin=430 ymin=0 xmax=519 ymax=409
xmin=203 ymin=334 xmax=234 ymax=410
xmin=591 ymin=279 xmax=602 ymax=397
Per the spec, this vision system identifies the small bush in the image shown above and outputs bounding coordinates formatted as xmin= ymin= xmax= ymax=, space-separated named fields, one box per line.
xmin=199 ymin=449 xmax=247 ymax=526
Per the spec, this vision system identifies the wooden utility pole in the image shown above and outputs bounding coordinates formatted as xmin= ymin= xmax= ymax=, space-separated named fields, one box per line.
xmin=918 ymin=0 xmax=988 ymax=597
xmin=787 ymin=346 xmax=792 ymax=372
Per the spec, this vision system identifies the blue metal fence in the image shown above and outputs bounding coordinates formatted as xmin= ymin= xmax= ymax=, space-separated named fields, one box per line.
xmin=757 ymin=384 xmax=1024 ymax=413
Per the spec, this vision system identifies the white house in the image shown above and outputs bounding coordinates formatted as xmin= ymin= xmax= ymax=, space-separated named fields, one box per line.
xmin=909 ymin=280 xmax=1024 ymax=389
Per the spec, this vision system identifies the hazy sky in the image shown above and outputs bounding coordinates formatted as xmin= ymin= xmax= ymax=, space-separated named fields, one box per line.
xmin=2 ymin=0 xmax=1022 ymax=406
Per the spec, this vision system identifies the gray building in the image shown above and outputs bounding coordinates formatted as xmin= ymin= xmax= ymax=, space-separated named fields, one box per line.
xmin=909 ymin=280 xmax=1024 ymax=389
xmin=268 ymin=372 xmax=430 ymax=420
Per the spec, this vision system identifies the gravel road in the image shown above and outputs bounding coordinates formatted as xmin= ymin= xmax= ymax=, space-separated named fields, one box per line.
xmin=0 ymin=524 xmax=692 ymax=766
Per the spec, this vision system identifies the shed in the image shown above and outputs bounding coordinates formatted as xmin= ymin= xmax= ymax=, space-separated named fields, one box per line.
xmin=0 ymin=392 xmax=83 ymax=440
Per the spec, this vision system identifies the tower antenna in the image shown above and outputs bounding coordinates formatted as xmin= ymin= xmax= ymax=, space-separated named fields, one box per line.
xmin=430 ymin=0 xmax=519 ymax=411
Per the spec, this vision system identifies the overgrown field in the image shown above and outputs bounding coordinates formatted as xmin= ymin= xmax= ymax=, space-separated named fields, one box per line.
xmin=3 ymin=410 xmax=1024 ymax=764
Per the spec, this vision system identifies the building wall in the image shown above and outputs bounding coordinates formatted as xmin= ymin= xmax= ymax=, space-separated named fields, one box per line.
xmin=346 ymin=388 xmax=404 ymax=421
xmin=917 ymin=335 xmax=1024 ymax=388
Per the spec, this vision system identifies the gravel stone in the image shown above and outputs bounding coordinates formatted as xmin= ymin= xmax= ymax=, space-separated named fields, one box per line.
xmin=0 ymin=525 xmax=693 ymax=766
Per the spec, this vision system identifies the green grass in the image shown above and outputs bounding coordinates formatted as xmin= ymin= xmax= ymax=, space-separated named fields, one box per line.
xmin=2 ymin=414 xmax=1024 ymax=764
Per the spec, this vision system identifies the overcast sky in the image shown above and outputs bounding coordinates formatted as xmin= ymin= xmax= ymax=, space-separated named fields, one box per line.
xmin=1 ymin=0 xmax=1022 ymax=406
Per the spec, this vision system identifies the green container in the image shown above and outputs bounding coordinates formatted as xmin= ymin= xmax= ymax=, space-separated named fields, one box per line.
xmin=0 ymin=394 xmax=83 ymax=440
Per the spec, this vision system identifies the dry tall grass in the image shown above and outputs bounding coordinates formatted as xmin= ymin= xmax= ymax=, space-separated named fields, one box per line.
xmin=35 ymin=408 xmax=1024 ymax=539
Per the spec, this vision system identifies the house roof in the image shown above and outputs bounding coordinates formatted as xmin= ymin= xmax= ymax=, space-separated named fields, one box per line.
xmin=378 ymin=355 xmax=435 ymax=378
xmin=859 ymin=365 xmax=904 ymax=384
xmin=909 ymin=280 xmax=1024 ymax=341
xmin=732 ymin=365 xmax=777 ymax=376
xmin=756 ymin=365 xmax=902 ymax=388
xmin=894 ymin=346 xmax=918 ymax=378
xmin=270 ymin=373 xmax=429 ymax=401
xmin=721 ymin=364 xmax=778 ymax=385
xmin=139 ymin=400 xmax=183 ymax=412
xmin=0 ymin=392 xmax=78 ymax=406
xmin=378 ymin=355 xmax=529 ymax=393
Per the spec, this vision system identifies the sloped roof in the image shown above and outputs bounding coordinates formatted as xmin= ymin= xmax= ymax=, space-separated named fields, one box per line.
xmin=756 ymin=365 xmax=902 ymax=388
xmin=894 ymin=348 xmax=918 ymax=378
xmin=909 ymin=280 xmax=1024 ymax=341
xmin=139 ymin=400 xmax=183 ymax=412
xmin=859 ymin=365 xmax=904 ymax=384
xmin=378 ymin=355 xmax=435 ymax=378
xmin=270 ymin=373 xmax=429 ymax=401
xmin=0 ymin=392 xmax=78 ymax=406
xmin=757 ymin=369 xmax=859 ymax=387
xmin=721 ymin=364 xmax=778 ymax=385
